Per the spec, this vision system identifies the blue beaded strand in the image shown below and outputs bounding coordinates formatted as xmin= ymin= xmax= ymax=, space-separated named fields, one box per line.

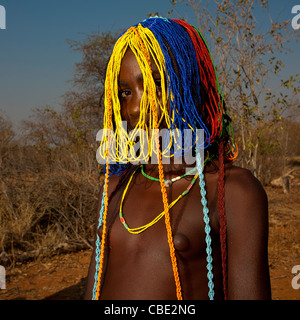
xmin=140 ymin=18 xmax=211 ymax=150
xmin=92 ymin=181 xmax=107 ymax=300
xmin=196 ymin=149 xmax=215 ymax=300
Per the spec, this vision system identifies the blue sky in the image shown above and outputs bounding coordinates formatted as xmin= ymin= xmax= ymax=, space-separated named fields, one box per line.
xmin=0 ymin=0 xmax=299 ymax=129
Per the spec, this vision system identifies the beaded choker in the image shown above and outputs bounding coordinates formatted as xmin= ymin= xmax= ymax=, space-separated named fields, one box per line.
xmin=141 ymin=164 xmax=196 ymax=187
xmin=119 ymin=167 xmax=199 ymax=234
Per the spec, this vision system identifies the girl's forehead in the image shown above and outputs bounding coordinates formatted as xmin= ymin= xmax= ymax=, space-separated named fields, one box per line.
xmin=119 ymin=48 xmax=161 ymax=75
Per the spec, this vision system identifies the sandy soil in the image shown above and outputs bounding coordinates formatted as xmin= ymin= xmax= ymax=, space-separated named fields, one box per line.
xmin=0 ymin=186 xmax=299 ymax=300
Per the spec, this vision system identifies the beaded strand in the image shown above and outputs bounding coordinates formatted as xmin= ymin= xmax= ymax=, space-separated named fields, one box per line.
xmin=141 ymin=164 xmax=196 ymax=187
xmin=92 ymin=182 xmax=106 ymax=300
xmin=196 ymin=148 xmax=215 ymax=300
xmin=119 ymin=167 xmax=199 ymax=234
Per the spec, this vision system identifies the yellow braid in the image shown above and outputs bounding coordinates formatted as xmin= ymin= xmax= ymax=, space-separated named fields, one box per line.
xmin=99 ymin=24 xmax=174 ymax=164
xmin=97 ymin=24 xmax=183 ymax=300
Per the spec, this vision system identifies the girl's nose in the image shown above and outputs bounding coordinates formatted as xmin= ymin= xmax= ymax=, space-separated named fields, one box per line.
xmin=127 ymin=90 xmax=143 ymax=126
xmin=128 ymin=96 xmax=141 ymax=118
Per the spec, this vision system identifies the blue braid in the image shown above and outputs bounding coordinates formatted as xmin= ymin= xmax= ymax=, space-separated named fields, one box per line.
xmin=140 ymin=18 xmax=211 ymax=149
xmin=196 ymin=147 xmax=215 ymax=300
xmin=92 ymin=181 xmax=106 ymax=300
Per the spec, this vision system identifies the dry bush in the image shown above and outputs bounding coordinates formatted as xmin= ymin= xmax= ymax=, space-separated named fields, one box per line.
xmin=0 ymin=114 xmax=102 ymax=266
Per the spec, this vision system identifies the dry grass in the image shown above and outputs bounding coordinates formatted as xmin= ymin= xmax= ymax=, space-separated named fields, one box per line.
xmin=0 ymin=145 xmax=101 ymax=266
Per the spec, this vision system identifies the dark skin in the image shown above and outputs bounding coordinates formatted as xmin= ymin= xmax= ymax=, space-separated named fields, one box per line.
xmin=84 ymin=49 xmax=271 ymax=300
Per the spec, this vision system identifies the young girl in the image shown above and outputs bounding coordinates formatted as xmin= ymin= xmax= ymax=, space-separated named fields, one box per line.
xmin=84 ymin=17 xmax=271 ymax=300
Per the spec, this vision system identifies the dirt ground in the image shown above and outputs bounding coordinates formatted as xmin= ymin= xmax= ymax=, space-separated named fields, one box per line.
xmin=0 ymin=186 xmax=299 ymax=300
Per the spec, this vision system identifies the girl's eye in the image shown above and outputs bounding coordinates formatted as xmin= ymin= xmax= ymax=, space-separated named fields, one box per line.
xmin=119 ymin=90 xmax=131 ymax=98
xmin=154 ymin=79 xmax=161 ymax=88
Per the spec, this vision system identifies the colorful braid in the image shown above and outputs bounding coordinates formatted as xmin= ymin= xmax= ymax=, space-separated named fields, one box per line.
xmin=218 ymin=141 xmax=228 ymax=299
xmin=173 ymin=20 xmax=223 ymax=142
xmin=94 ymin=162 xmax=110 ymax=299
xmin=196 ymin=147 xmax=214 ymax=300
xmin=92 ymin=180 xmax=106 ymax=300
xmin=98 ymin=25 xmax=172 ymax=172
xmin=94 ymin=66 xmax=115 ymax=299
xmin=140 ymin=18 xmax=211 ymax=150
xmin=93 ymin=166 xmax=131 ymax=300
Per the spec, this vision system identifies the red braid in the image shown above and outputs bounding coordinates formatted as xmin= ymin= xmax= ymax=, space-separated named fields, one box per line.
xmin=172 ymin=19 xmax=223 ymax=143
xmin=218 ymin=141 xmax=228 ymax=300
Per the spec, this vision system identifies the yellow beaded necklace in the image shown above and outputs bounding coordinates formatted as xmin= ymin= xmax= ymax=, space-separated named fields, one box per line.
xmin=119 ymin=167 xmax=199 ymax=234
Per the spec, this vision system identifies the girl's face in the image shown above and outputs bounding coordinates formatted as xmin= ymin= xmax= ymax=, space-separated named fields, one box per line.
xmin=118 ymin=48 xmax=166 ymax=131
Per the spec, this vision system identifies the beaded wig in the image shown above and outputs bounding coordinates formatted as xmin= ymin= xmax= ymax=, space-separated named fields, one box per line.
xmin=93 ymin=17 xmax=238 ymax=300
